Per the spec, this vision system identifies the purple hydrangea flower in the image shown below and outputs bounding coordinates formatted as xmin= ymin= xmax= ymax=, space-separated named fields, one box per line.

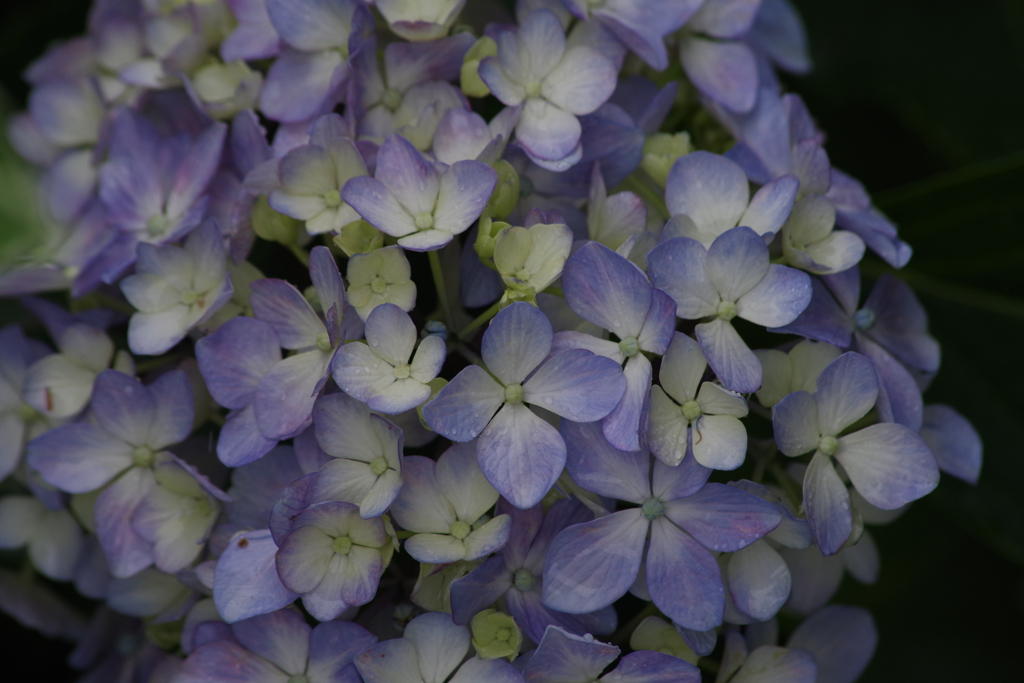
xmin=342 ymin=134 xmax=497 ymax=251
xmin=423 ymin=302 xmax=626 ymax=509
xmin=678 ymin=0 xmax=763 ymax=113
xmin=450 ymin=497 xmax=617 ymax=643
xmin=0 ymin=326 xmax=53 ymax=479
xmin=176 ymin=608 xmax=376 ymax=683
xmin=920 ymin=404 xmax=983 ymax=484
xmin=479 ymin=9 xmax=618 ymax=169
xmin=542 ymin=420 xmax=781 ymax=631
xmin=715 ymin=629 xmax=817 ymax=683
xmin=772 ymin=352 xmax=939 ymax=555
xmin=557 ymin=240 xmax=675 ymax=451
xmin=647 ymin=226 xmax=812 ymax=393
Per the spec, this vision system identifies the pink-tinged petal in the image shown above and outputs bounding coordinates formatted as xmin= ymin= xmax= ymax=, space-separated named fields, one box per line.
xmin=563 ymin=419 xmax=651 ymax=504
xmin=375 ymin=134 xmax=440 ymax=215
xmin=478 ymin=403 xmax=565 ymax=509
xmin=665 ymin=151 xmax=749 ymax=237
xmin=27 ymin=424 xmax=133 ymax=493
xmin=815 ymin=352 xmax=879 ymax=435
xmin=523 ymin=626 xmax=618 ymax=682
xmin=563 ymin=241 xmax=651 ymax=339
xmin=835 ymin=423 xmax=938 ymax=510
xmin=705 ymin=226 xmax=770 ymax=302
xmin=197 ymin=317 xmax=281 ymax=410
xmin=771 ymin=390 xmax=820 ymax=457
xmin=90 ymin=369 xmax=156 ymax=447
xmin=737 ymin=263 xmax=811 ymax=327
xmin=731 ymin=646 xmax=817 ymax=683
xmin=178 ymin=640 xmax=290 ymax=683
xmin=432 ymin=161 xmax=498 ymax=236
xmin=250 ymin=279 xmax=325 ymax=349
xmin=515 ymin=98 xmax=581 ymax=163
xmin=664 ymin=483 xmax=781 ymax=552
xmin=542 ymin=47 xmax=617 ymax=116
xmin=921 ymin=404 xmax=982 ymax=484
xmin=253 ymin=350 xmax=331 ymax=440
xmin=542 ymin=509 xmax=648 ymax=614
xmin=422 ymin=365 xmax=504 ymax=442
xmin=646 ymin=238 xmax=720 ymax=319
xmin=482 ymin=301 xmax=553 ymax=385
xmin=95 ymin=468 xmax=156 ymax=578
xmin=739 ymin=175 xmax=799 ymax=237
xmin=695 ymin=318 xmax=761 ymax=394
xmin=341 ymin=176 xmax=417 ymax=238
xmin=601 ymin=352 xmax=651 ymax=452
xmin=681 ymin=37 xmax=757 ymax=113
xmin=603 ymin=650 xmax=701 ymax=683
xmin=647 ymin=517 xmax=723 ymax=631
xmin=788 ymin=605 xmax=877 ymax=683
xmin=260 ymin=48 xmax=345 ymax=123
xmin=524 ymin=349 xmax=625 ymax=422
xmin=478 ymin=56 xmax=527 ymax=106
xmin=727 ymin=540 xmax=790 ymax=622
xmin=802 ymin=451 xmax=851 ymax=556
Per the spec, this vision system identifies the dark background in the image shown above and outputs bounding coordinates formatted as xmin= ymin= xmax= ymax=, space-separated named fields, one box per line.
xmin=1 ymin=0 xmax=1023 ymax=679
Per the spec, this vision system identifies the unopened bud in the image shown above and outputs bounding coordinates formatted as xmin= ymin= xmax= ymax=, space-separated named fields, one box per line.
xmin=642 ymin=132 xmax=692 ymax=187
xmin=461 ymin=37 xmax=497 ymax=97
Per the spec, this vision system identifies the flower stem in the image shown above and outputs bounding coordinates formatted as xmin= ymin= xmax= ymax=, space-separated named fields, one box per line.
xmin=459 ymin=301 xmax=500 ymax=340
xmin=429 ymin=250 xmax=455 ymax=333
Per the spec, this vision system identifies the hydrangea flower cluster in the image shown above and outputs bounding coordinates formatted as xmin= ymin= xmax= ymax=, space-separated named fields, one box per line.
xmin=0 ymin=0 xmax=984 ymax=681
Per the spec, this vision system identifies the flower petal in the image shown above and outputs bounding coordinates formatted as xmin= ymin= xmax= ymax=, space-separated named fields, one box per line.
xmin=647 ymin=238 xmax=719 ymax=319
xmin=478 ymin=403 xmax=566 ymax=509
xmin=802 ymin=451 xmax=851 ymax=556
xmin=647 ymin=517 xmax=723 ymax=631
xmin=422 ymin=366 xmax=504 ymax=442
xmin=695 ymin=318 xmax=760 ymax=394
xmin=665 ymin=151 xmax=749 ymax=238
xmin=213 ymin=529 xmax=299 ymax=623
xmin=563 ymin=419 xmax=651 ymax=504
xmin=481 ymin=301 xmax=553 ymax=385
xmin=835 ymin=423 xmax=938 ymax=510
xmin=524 ymin=348 xmax=625 ymax=422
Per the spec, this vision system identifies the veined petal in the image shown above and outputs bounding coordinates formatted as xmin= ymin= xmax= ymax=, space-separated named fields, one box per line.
xmin=705 ymin=226 xmax=770 ymax=302
xmin=563 ymin=419 xmax=651 ymax=504
xmin=647 ymin=517 xmax=723 ymax=631
xmin=515 ymin=98 xmax=581 ymax=163
xmin=28 ymin=423 xmax=133 ymax=493
xmin=665 ymin=151 xmax=748 ymax=237
xmin=481 ymin=302 xmax=552 ymax=385
xmin=433 ymin=161 xmax=498 ymax=237
xmin=250 ymin=278 xmax=325 ymax=349
xmin=695 ymin=318 xmax=760 ymax=394
xmin=542 ymin=47 xmax=617 ymax=116
xmin=436 ymin=441 xmax=500 ymax=523
xmin=646 ymin=238 xmax=719 ymax=319
xmin=522 ymin=626 xmax=618 ymax=683
xmin=462 ymin=514 xmax=512 ymax=560
xmin=404 ymin=611 xmax=471 ymax=683
xmin=253 ymin=350 xmax=331 ymax=439
xmin=771 ymin=390 xmax=820 ymax=457
xmin=562 ymin=241 xmax=651 ymax=340
xmin=601 ymin=352 xmax=652 ymax=452
xmin=736 ymin=264 xmax=812 ymax=328
xmin=814 ymin=352 xmax=878 ymax=436
xmin=663 ymin=483 xmax=780 ymax=552
xmin=331 ymin=342 xmax=397 ymax=404
xmin=803 ymin=452 xmax=851 ymax=556
xmin=342 ymin=176 xmax=418 ymax=238
xmin=422 ymin=366 xmax=504 ymax=442
xmin=196 ymin=317 xmax=281 ymax=410
xmin=523 ymin=348 xmax=626 ymax=422
xmin=477 ymin=403 xmax=565 ymax=509
xmin=835 ymin=424 xmax=938 ymax=510
xmin=739 ymin=175 xmax=799 ymax=237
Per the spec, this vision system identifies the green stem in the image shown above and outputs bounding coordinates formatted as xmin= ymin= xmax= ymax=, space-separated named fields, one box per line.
xmin=459 ymin=301 xmax=500 ymax=340
xmin=134 ymin=352 xmax=186 ymax=373
xmin=699 ymin=659 xmax=721 ymax=675
xmin=622 ymin=173 xmax=669 ymax=220
xmin=769 ymin=461 xmax=803 ymax=511
xmin=429 ymin=250 xmax=456 ymax=333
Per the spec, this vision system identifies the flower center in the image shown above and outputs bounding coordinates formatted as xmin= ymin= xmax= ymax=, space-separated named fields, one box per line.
xmin=818 ymin=435 xmax=838 ymax=456
xmin=514 ymin=268 xmax=531 ymax=282
xmin=513 ymin=568 xmax=535 ymax=592
xmin=681 ymin=400 xmax=702 ymax=421
xmin=393 ymin=364 xmax=411 ymax=379
xmin=450 ymin=520 xmax=471 ymax=540
xmin=503 ymin=383 xmax=524 ymax=404
xmin=371 ymin=276 xmax=388 ymax=294
xmin=180 ymin=289 xmax=205 ymax=307
xmin=853 ymin=308 xmax=876 ymax=331
xmin=618 ymin=336 xmax=639 ymax=358
xmin=316 ymin=331 xmax=333 ymax=352
xmin=332 ymin=535 xmax=353 ymax=555
xmin=717 ymin=300 xmax=738 ymax=321
xmin=324 ymin=189 xmax=342 ymax=208
xmin=132 ymin=446 xmax=154 ymax=468
xmin=414 ymin=211 xmax=434 ymax=230
xmin=381 ymin=87 xmax=403 ymax=111
xmin=370 ymin=456 xmax=389 ymax=476
xmin=525 ymin=81 xmax=542 ymax=98
xmin=146 ymin=214 xmax=170 ymax=237
xmin=496 ymin=627 xmax=511 ymax=641
xmin=641 ymin=497 xmax=664 ymax=521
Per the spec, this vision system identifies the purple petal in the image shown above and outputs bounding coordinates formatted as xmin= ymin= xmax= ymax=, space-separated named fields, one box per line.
xmin=647 ymin=238 xmax=720 ymax=319
xmin=695 ymin=318 xmax=760 ymax=393
xmin=602 ymin=650 xmax=700 ymax=683
xmin=562 ymin=241 xmax=651 ymax=339
xmin=95 ymin=468 xmax=156 ymax=578
xmin=739 ymin=174 xmax=800 ymax=237
xmin=601 ymin=352 xmax=652 ymax=452
xmin=197 ymin=317 xmax=281 ymax=410
xmin=307 ymin=620 xmax=377 ymax=683
xmin=450 ymin=554 xmax=513 ymax=625
xmin=665 ymin=151 xmax=749 ymax=237
xmin=260 ymin=48 xmax=345 ymax=123
xmin=664 ymin=483 xmax=781 ymax=551
xmin=690 ymin=0 xmax=761 ymax=38
xmin=788 ymin=605 xmax=877 ymax=683
xmin=680 ymin=37 xmax=757 ymax=113
xmin=250 ymin=279 xmax=325 ymax=350
xmin=422 ymin=366 xmax=504 ymax=442
xmin=233 ymin=609 xmax=310 ymax=674
xmin=562 ymin=419 xmax=651 ymax=504
xmin=253 ymin=350 xmax=331 ymax=439
xmin=734 ymin=645 xmax=817 ymax=683
xmin=515 ymin=98 xmax=581 ymax=163
xmin=921 ymin=404 xmax=982 ymax=484
xmin=647 ymin=517 xmax=723 ymax=631
xmin=651 ymin=453 xmax=713 ymax=502
xmin=214 ymin=529 xmax=298 ymax=623
xmin=542 ymin=47 xmax=617 ymax=116
xmin=770 ymin=276 xmax=854 ymax=347
xmin=482 ymin=302 xmax=553 ymax=385
xmin=27 ymin=424 xmax=132 ymax=493
xmin=815 ymin=352 xmax=878 ymax=435
xmin=524 ymin=349 xmax=625 ymax=422
xmin=802 ymin=451 xmax=851 ymax=556
xmin=737 ymin=264 xmax=811 ymax=327
xmin=542 ymin=510 xmax=647 ymax=614
xmin=178 ymin=640 xmax=290 ymax=683
xmin=219 ymin=405 xmax=280 ymax=467
xmin=478 ymin=56 xmax=526 ymax=106
xmin=355 ymin=638 xmax=422 ymax=683
xmin=835 ymin=423 xmax=938 ymax=510
xmin=727 ymin=540 xmax=790 ymax=622
xmin=147 ymin=369 xmax=195 ymax=450
xmin=705 ymin=226 xmax=770 ymax=302
xmin=771 ymin=390 xmax=820 ymax=457
xmin=341 ymin=176 xmax=417 ymax=238
xmin=834 ymin=207 xmax=912 ymax=269
xmin=861 ymin=275 xmax=939 ymax=373
xmin=90 ymin=369 xmax=157 ymax=447
xmin=375 ymin=134 xmax=440 ymax=215
xmin=309 ymin=246 xmax=346 ymax=327
xmin=478 ymin=403 xmax=565 ymax=509
xmin=524 ymin=626 xmax=619 ymax=682
xmin=167 ymin=123 xmax=228 ymax=221
xmin=433 ymin=161 xmax=498 ymax=236
xmin=855 ymin=336 xmax=923 ymax=431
